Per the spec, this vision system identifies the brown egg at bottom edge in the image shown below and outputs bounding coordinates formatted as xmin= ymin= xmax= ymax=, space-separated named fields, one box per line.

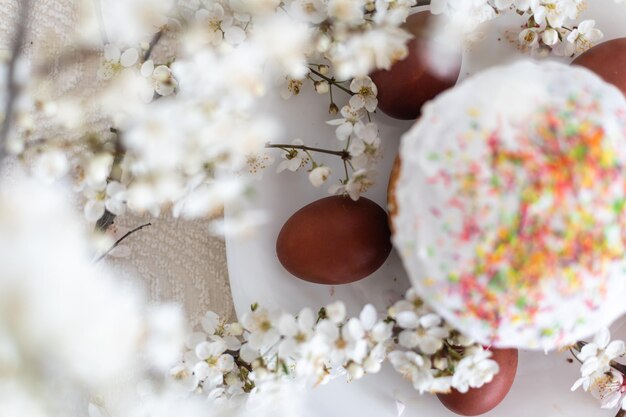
xmin=437 ymin=348 xmax=518 ymax=416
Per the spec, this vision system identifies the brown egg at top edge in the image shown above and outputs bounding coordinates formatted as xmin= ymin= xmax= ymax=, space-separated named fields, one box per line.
xmin=369 ymin=11 xmax=462 ymax=120
xmin=276 ymin=196 xmax=392 ymax=285
xmin=437 ymin=348 xmax=519 ymax=416
xmin=572 ymin=38 xmax=626 ymax=97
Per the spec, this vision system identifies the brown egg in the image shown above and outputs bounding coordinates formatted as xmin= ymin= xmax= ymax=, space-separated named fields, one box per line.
xmin=572 ymin=38 xmax=626 ymax=97
xmin=437 ymin=348 xmax=518 ymax=416
xmin=276 ymin=196 xmax=392 ymax=285
xmin=369 ymin=11 xmax=461 ymax=120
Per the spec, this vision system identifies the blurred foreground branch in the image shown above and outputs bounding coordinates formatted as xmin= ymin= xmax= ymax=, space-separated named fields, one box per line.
xmin=0 ymin=0 xmax=32 ymax=162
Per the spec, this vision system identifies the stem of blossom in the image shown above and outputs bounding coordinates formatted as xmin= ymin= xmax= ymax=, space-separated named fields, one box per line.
xmin=95 ymin=129 xmax=125 ymax=232
xmin=266 ymin=143 xmax=350 ymax=160
xmin=93 ymin=222 xmax=152 ymax=263
xmin=308 ymin=67 xmax=354 ymax=96
xmin=411 ymin=0 xmax=431 ymax=7
xmin=616 ymin=409 xmax=626 ymax=417
xmin=144 ymin=30 xmax=164 ymax=62
xmin=0 ymin=0 xmax=32 ymax=162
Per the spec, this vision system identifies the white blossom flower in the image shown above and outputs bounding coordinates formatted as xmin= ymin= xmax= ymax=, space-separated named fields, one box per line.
xmin=251 ymin=15 xmax=311 ymax=78
xmin=32 ymin=150 xmax=69 ymax=183
xmin=373 ymin=0 xmax=413 ymax=25
xmin=0 ymin=178 xmax=152 ymax=414
xmin=314 ymin=80 xmax=330 ymax=94
xmin=289 ymin=0 xmax=328 ymax=24
xmin=246 ymin=152 xmax=275 ymax=179
xmin=140 ymin=60 xmax=178 ymax=101
xmin=591 ymin=370 xmax=625 ymax=409
xmin=397 ymin=312 xmax=449 ymax=355
xmin=195 ymin=3 xmax=245 ymax=46
xmin=241 ymin=307 xmax=281 ymax=350
xmin=309 ymin=166 xmax=331 ymax=187
xmin=349 ymin=76 xmax=378 ymax=112
xmin=276 ymin=139 xmax=310 ymax=173
xmin=97 ymin=0 xmax=171 ymax=45
xmin=193 ymin=339 xmax=235 ymax=390
xmin=541 ymin=28 xmax=559 ymax=46
xmin=327 ymin=104 xmax=366 ymax=141
xmin=84 ymin=181 xmax=127 ymax=222
xmin=388 ymin=350 xmax=434 ymax=393
xmin=281 ymin=77 xmax=304 ymax=99
xmin=325 ymin=301 xmax=347 ymax=324
xmin=278 ymin=308 xmax=316 ymax=358
xmin=578 ymin=329 xmax=625 ymax=377
xmin=329 ymin=168 xmax=376 ymax=200
xmin=349 ymin=122 xmax=381 ymax=168
xmin=330 ymin=26 xmax=411 ymax=79
xmin=532 ymin=1 xmax=570 ymax=28
xmin=316 ymin=317 xmax=368 ymax=365
xmin=519 ymin=27 xmax=540 ymax=48
xmin=451 ymin=348 xmax=499 ymax=393
xmin=327 ymin=0 xmax=365 ymax=25
xmin=98 ymin=45 xmax=139 ymax=80
xmin=84 ymin=153 xmax=114 ymax=188
xmin=567 ymin=20 xmax=603 ymax=53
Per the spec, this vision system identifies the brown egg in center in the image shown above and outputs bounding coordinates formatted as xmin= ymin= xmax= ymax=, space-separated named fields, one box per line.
xmin=276 ymin=196 xmax=392 ymax=285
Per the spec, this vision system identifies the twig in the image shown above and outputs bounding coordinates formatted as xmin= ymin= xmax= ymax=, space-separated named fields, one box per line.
xmin=308 ymin=67 xmax=354 ymax=96
xmin=144 ymin=30 xmax=164 ymax=62
xmin=266 ymin=143 xmax=350 ymax=159
xmin=616 ymin=409 xmax=626 ymax=417
xmin=94 ymin=223 xmax=152 ymax=263
xmin=95 ymin=129 xmax=125 ymax=233
xmin=0 ymin=0 xmax=32 ymax=162
xmin=412 ymin=0 xmax=431 ymax=7
xmin=95 ymin=210 xmax=118 ymax=232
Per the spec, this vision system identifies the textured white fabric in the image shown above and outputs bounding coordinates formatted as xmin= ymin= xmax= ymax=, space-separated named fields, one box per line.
xmin=0 ymin=0 xmax=235 ymax=323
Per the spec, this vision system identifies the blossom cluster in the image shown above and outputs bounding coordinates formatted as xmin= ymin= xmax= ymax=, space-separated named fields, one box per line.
xmin=571 ymin=328 xmax=626 ymax=411
xmin=170 ymin=288 xmax=500 ymax=405
xmin=0 ymin=177 xmax=192 ymax=417
xmin=271 ymin=74 xmax=382 ymax=200
xmin=501 ymin=0 xmax=604 ymax=56
xmin=404 ymin=0 xmax=607 ymax=56
xmin=5 ymin=0 xmax=620 ymax=227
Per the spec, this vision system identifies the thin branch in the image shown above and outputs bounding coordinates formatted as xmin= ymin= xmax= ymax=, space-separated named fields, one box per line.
xmin=308 ymin=67 xmax=354 ymax=96
xmin=412 ymin=0 xmax=431 ymax=7
xmin=0 ymin=0 xmax=32 ymax=162
xmin=266 ymin=143 xmax=350 ymax=159
xmin=95 ymin=210 xmax=117 ymax=232
xmin=144 ymin=30 xmax=164 ymax=62
xmin=94 ymin=223 xmax=152 ymax=263
xmin=95 ymin=129 xmax=125 ymax=233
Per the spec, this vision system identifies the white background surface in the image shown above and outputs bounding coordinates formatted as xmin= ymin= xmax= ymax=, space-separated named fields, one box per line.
xmin=227 ymin=3 xmax=626 ymax=416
